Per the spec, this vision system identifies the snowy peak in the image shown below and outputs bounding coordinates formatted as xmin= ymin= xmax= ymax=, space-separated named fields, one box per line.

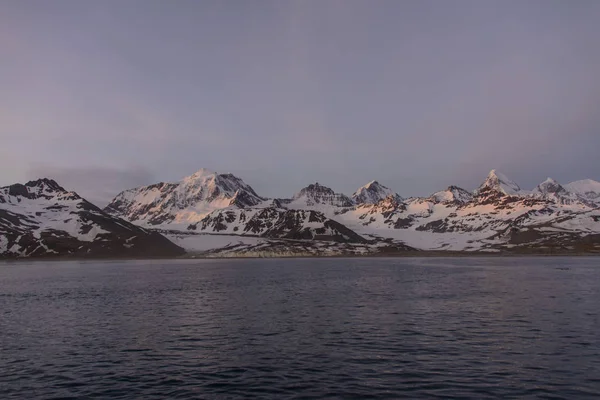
xmin=429 ymin=186 xmax=473 ymax=205
xmin=352 ymin=180 xmax=401 ymax=204
xmin=178 ymin=169 xmax=262 ymax=205
xmin=531 ymin=177 xmax=590 ymax=206
xmin=477 ymin=169 xmax=521 ymax=195
xmin=534 ymin=178 xmax=566 ymax=195
xmin=287 ymin=183 xmax=354 ymax=208
xmin=104 ymin=169 xmax=265 ymax=226
xmin=565 ymin=179 xmax=600 ymax=201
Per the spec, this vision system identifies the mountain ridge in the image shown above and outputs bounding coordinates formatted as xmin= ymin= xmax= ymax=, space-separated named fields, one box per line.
xmin=100 ymin=168 xmax=600 ymax=255
xmin=4 ymin=168 xmax=600 ymax=258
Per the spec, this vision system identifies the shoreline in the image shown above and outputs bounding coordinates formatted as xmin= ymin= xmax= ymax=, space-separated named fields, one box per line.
xmin=2 ymin=250 xmax=600 ymax=263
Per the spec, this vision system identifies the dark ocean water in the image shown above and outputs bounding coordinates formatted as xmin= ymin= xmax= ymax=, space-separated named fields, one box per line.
xmin=1 ymin=257 xmax=600 ymax=399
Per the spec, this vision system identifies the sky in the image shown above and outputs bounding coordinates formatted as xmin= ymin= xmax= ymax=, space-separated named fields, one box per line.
xmin=1 ymin=0 xmax=600 ymax=206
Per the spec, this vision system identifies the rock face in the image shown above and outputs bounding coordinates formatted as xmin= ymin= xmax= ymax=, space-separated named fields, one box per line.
xmin=188 ymin=208 xmax=367 ymax=243
xmin=0 ymin=179 xmax=184 ymax=259
xmin=353 ymin=181 xmax=402 ymax=205
xmin=104 ymin=169 xmax=265 ymax=227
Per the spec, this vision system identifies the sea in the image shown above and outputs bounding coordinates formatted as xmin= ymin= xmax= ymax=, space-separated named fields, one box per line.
xmin=1 ymin=257 xmax=599 ymax=399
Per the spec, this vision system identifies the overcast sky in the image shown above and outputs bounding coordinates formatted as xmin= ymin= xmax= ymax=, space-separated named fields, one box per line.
xmin=2 ymin=0 xmax=600 ymax=205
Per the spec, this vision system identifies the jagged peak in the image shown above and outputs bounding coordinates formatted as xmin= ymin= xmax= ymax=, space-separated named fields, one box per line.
xmin=287 ymin=182 xmax=354 ymax=208
xmin=353 ymin=180 xmax=400 ymax=205
xmin=478 ymin=169 xmax=521 ymax=195
xmin=361 ymin=180 xmax=380 ymax=189
xmin=24 ymin=178 xmax=63 ymax=190
xmin=294 ymin=182 xmax=336 ymax=198
xmin=537 ymin=177 xmax=561 ymax=188
xmin=181 ymin=168 xmax=218 ymax=184
xmin=2 ymin=178 xmax=66 ymax=194
xmin=354 ymin=180 xmax=387 ymax=194
xmin=534 ymin=177 xmax=566 ymax=195
xmin=429 ymin=185 xmax=472 ymax=204
xmin=486 ymin=169 xmax=516 ymax=184
xmin=542 ymin=177 xmax=558 ymax=185
xmin=354 ymin=180 xmax=385 ymax=193
xmin=0 ymin=178 xmax=79 ymax=203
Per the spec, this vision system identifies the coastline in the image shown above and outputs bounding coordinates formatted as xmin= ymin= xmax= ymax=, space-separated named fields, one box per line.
xmin=2 ymin=250 xmax=599 ymax=263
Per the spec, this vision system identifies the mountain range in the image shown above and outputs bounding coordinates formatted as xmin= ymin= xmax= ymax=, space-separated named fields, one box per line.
xmin=2 ymin=168 xmax=600 ymax=258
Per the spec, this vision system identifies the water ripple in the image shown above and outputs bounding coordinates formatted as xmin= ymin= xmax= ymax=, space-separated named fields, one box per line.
xmin=1 ymin=257 xmax=600 ymax=399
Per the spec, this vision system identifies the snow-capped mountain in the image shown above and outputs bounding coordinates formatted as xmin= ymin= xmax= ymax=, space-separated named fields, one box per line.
xmin=327 ymin=169 xmax=600 ymax=253
xmin=477 ymin=169 xmax=521 ymax=195
xmin=353 ymin=181 xmax=402 ymax=204
xmin=104 ymin=167 xmax=600 ymax=255
xmin=8 ymin=168 xmax=600 ymax=258
xmin=0 ymin=179 xmax=183 ymax=258
xmin=565 ymin=179 xmax=600 ymax=202
xmin=104 ymin=169 xmax=265 ymax=227
xmin=279 ymin=183 xmax=354 ymax=209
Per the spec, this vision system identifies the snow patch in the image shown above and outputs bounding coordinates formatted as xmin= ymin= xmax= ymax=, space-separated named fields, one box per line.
xmin=165 ymin=233 xmax=266 ymax=252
